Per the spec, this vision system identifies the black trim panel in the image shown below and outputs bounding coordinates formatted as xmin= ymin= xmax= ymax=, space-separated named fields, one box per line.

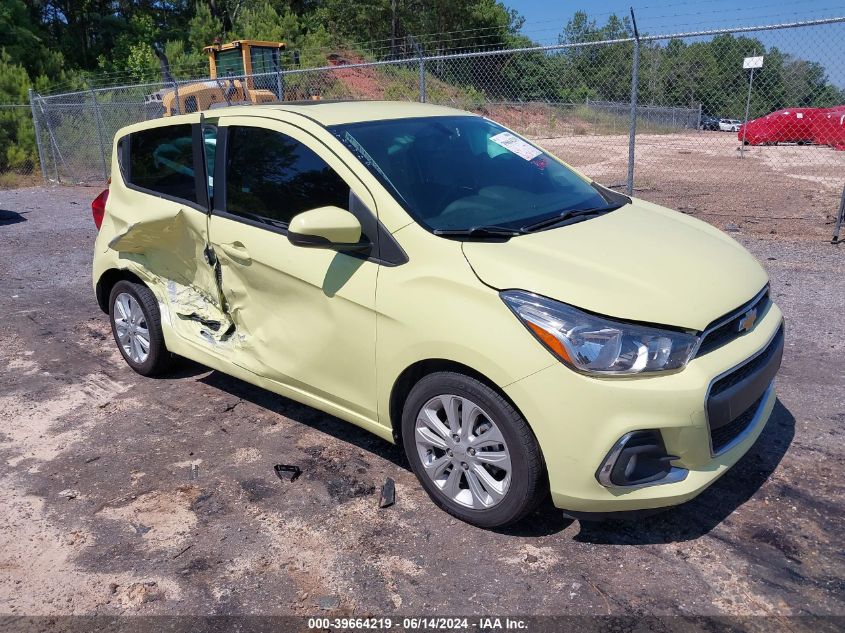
xmin=191 ymin=123 xmax=210 ymax=212
xmin=706 ymin=325 xmax=784 ymax=431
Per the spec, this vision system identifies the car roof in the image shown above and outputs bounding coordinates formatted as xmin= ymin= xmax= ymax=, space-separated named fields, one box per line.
xmin=259 ymin=100 xmax=474 ymax=125
xmin=121 ymin=100 xmax=474 ymax=137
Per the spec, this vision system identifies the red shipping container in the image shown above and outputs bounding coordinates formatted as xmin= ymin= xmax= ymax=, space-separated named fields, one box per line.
xmin=738 ymin=108 xmax=819 ymax=145
xmin=810 ymin=106 xmax=845 ymax=151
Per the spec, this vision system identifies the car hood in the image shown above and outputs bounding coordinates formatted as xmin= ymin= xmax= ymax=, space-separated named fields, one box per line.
xmin=461 ymin=198 xmax=768 ymax=331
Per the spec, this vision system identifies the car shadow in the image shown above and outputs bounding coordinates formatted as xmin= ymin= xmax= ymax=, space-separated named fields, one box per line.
xmin=194 ymin=367 xmax=794 ymax=542
xmin=569 ymin=398 xmax=796 ymax=544
xmin=0 ymin=209 xmax=28 ymax=226
xmin=198 ymin=369 xmax=407 ymax=469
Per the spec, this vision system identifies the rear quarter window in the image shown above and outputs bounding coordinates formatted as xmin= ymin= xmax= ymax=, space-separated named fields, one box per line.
xmin=128 ymin=124 xmax=197 ymax=203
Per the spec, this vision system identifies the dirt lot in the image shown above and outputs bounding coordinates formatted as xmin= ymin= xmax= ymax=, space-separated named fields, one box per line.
xmin=0 ymin=185 xmax=843 ymax=625
xmin=543 ymin=131 xmax=845 ymax=242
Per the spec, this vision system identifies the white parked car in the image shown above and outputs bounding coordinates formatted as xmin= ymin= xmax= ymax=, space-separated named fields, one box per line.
xmin=719 ymin=118 xmax=742 ymax=132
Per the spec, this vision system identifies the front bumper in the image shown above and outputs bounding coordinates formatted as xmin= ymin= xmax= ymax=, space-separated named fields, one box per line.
xmin=504 ymin=301 xmax=784 ymax=513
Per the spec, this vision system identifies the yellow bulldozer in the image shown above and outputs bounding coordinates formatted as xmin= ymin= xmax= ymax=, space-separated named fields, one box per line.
xmin=145 ymin=39 xmax=306 ymax=117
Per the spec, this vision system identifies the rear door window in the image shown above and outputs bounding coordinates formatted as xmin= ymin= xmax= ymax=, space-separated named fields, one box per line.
xmin=225 ymin=126 xmax=349 ymax=227
xmin=129 ymin=124 xmax=197 ymax=203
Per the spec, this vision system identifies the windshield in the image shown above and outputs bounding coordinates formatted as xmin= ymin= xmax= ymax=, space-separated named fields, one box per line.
xmin=330 ymin=116 xmax=616 ymax=232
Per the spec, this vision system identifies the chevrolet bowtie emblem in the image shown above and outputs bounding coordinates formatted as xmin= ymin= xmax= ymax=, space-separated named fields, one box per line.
xmin=738 ymin=308 xmax=757 ymax=333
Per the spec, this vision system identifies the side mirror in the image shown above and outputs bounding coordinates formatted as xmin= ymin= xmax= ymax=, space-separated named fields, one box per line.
xmin=287 ymin=206 xmax=370 ymax=251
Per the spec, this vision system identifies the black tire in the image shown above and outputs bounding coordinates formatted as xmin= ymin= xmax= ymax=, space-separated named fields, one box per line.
xmin=401 ymin=371 xmax=547 ymax=528
xmin=108 ymin=280 xmax=174 ymax=376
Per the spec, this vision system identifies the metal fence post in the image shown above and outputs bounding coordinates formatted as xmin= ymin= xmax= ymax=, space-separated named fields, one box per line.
xmin=37 ymin=97 xmax=62 ymax=183
xmin=88 ymin=84 xmax=109 ymax=181
xmin=276 ymin=63 xmax=284 ymax=102
xmin=407 ymin=35 xmax=426 ymax=102
xmin=626 ymin=9 xmax=641 ymax=195
xmin=740 ymin=66 xmax=756 ymax=159
xmin=172 ymin=80 xmax=182 ymax=115
xmin=831 ymin=183 xmax=845 ymax=244
xmin=28 ymin=89 xmax=48 ymax=184
xmin=419 ymin=53 xmax=426 ymax=103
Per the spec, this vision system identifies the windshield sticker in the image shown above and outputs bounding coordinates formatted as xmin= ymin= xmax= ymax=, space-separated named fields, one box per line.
xmin=489 ymin=132 xmax=543 ymax=161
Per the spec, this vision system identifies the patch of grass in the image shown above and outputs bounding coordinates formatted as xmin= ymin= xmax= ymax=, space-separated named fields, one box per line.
xmin=0 ymin=171 xmax=41 ymax=189
xmin=572 ymin=105 xmax=684 ymax=136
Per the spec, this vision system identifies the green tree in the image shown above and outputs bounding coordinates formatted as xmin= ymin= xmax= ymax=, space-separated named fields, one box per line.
xmin=0 ymin=49 xmax=35 ymax=170
xmin=188 ymin=2 xmax=224 ymax=52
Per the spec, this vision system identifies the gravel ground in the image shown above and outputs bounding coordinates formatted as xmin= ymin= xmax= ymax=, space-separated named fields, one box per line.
xmin=0 ymin=186 xmax=843 ymax=623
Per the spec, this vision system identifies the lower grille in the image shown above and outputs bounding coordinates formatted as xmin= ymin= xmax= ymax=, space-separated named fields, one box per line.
xmin=706 ymin=324 xmax=784 ymax=455
xmin=710 ymin=393 xmax=765 ymax=453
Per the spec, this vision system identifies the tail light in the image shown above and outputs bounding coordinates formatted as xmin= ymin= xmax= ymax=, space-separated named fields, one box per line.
xmin=91 ymin=188 xmax=109 ymax=230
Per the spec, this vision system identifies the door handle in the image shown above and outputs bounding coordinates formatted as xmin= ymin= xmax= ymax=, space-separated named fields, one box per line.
xmin=218 ymin=241 xmax=251 ymax=263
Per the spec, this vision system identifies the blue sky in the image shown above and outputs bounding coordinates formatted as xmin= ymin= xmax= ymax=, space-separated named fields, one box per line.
xmin=504 ymin=0 xmax=845 ymax=87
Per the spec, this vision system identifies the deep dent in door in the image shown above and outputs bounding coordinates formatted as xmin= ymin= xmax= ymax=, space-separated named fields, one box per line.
xmin=105 ymin=207 xmax=291 ymax=380
xmin=106 ymin=208 xmax=239 ymax=348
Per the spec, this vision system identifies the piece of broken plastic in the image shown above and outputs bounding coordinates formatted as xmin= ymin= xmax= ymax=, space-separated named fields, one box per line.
xmin=274 ymin=464 xmax=301 ymax=482
xmin=379 ymin=477 xmax=395 ymax=508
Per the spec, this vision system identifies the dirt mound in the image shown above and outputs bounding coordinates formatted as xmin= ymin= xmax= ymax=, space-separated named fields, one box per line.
xmin=326 ymin=51 xmax=388 ymax=100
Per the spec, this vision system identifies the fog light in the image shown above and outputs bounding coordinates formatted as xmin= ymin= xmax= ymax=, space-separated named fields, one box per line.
xmin=596 ymin=430 xmax=687 ymax=488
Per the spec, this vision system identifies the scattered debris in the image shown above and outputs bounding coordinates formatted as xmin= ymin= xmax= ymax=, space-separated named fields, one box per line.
xmin=189 ymin=463 xmax=200 ymax=480
xmin=725 ymin=222 xmax=741 ymax=232
xmin=84 ymin=455 xmax=101 ymax=464
xmin=274 ymin=464 xmax=301 ymax=482
xmin=58 ymin=489 xmax=79 ymax=500
xmin=379 ymin=477 xmax=396 ymax=508
xmin=172 ymin=544 xmax=194 ymax=559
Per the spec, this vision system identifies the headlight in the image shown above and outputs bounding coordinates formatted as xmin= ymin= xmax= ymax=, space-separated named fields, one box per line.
xmin=501 ymin=290 xmax=699 ymax=376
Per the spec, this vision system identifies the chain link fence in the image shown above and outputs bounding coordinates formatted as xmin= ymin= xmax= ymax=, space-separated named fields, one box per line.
xmin=18 ymin=16 xmax=845 ymax=237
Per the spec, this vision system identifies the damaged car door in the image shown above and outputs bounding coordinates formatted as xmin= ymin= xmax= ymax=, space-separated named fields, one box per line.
xmin=206 ymin=117 xmax=379 ymax=424
xmin=109 ymin=120 xmax=228 ymax=348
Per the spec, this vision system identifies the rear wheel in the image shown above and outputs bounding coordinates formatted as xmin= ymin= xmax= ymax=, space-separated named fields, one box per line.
xmin=108 ymin=280 xmax=174 ymax=376
xmin=401 ymin=371 xmax=547 ymax=528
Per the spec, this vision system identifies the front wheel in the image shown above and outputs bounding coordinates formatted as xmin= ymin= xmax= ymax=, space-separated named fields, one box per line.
xmin=401 ymin=372 xmax=547 ymax=528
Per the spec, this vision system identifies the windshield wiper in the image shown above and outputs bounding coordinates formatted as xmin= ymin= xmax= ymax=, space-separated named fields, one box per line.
xmin=521 ymin=203 xmax=627 ymax=233
xmin=433 ymin=225 xmax=524 ymax=238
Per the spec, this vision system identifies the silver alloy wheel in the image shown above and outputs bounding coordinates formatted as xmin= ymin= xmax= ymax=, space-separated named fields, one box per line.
xmin=414 ymin=394 xmax=512 ymax=509
xmin=113 ymin=292 xmax=150 ymax=364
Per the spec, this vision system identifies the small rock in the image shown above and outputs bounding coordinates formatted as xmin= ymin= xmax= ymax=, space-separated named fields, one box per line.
xmin=109 ymin=583 xmax=119 ymax=595
xmin=58 ymin=489 xmax=79 ymax=500
xmin=724 ymin=222 xmax=741 ymax=232
xmin=525 ymin=554 xmax=538 ymax=564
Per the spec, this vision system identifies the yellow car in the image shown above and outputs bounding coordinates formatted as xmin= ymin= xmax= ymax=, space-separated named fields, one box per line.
xmin=91 ymin=101 xmax=783 ymax=528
